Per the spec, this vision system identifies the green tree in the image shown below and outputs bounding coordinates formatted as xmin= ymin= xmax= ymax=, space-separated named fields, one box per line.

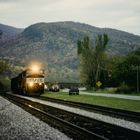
xmin=0 ymin=59 xmax=10 ymax=90
xmin=0 ymin=60 xmax=9 ymax=74
xmin=112 ymin=48 xmax=140 ymax=91
xmin=105 ymin=55 xmax=124 ymax=87
xmin=94 ymin=34 xmax=109 ymax=83
xmin=78 ymin=35 xmax=94 ymax=89
xmin=77 ymin=34 xmax=109 ymax=89
xmin=0 ymin=30 xmax=2 ymax=39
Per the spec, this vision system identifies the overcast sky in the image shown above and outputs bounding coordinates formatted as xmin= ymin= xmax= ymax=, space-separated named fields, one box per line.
xmin=0 ymin=0 xmax=140 ymax=35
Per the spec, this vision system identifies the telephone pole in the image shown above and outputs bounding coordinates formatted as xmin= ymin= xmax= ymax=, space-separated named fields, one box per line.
xmin=137 ymin=66 xmax=139 ymax=93
xmin=132 ymin=65 xmax=140 ymax=93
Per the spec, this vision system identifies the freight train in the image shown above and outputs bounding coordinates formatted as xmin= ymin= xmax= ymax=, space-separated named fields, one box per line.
xmin=11 ymin=65 xmax=45 ymax=96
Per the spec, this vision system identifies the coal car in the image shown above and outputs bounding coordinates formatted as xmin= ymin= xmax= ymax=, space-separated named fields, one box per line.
xmin=11 ymin=65 xmax=45 ymax=96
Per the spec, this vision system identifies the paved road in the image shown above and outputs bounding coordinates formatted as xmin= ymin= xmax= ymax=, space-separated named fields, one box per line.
xmin=62 ymin=89 xmax=140 ymax=101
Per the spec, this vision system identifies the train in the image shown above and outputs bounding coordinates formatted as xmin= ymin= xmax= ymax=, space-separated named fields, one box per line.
xmin=11 ymin=65 xmax=45 ymax=96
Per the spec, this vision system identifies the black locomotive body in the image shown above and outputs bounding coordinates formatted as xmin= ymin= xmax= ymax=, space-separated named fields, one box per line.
xmin=11 ymin=68 xmax=45 ymax=96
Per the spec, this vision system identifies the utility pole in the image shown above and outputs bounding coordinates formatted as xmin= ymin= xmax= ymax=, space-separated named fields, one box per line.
xmin=137 ymin=66 xmax=139 ymax=93
xmin=132 ymin=65 xmax=140 ymax=93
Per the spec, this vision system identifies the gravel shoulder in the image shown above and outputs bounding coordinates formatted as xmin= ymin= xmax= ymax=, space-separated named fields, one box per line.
xmin=0 ymin=96 xmax=71 ymax=140
xmin=17 ymin=94 xmax=140 ymax=133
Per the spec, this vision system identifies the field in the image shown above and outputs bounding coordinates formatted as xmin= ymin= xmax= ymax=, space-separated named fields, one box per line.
xmin=41 ymin=92 xmax=140 ymax=112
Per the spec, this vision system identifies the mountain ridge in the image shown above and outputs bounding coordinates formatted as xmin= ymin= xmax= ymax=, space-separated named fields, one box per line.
xmin=0 ymin=23 xmax=23 ymax=40
xmin=0 ymin=21 xmax=140 ymax=82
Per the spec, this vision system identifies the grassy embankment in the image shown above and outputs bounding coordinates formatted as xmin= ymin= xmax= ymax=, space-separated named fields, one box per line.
xmin=41 ymin=91 xmax=140 ymax=112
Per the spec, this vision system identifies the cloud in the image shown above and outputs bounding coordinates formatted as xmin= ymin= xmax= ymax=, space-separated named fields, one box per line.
xmin=0 ymin=0 xmax=140 ymax=35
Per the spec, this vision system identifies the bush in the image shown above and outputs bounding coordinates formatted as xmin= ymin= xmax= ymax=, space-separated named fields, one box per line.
xmin=116 ymin=82 xmax=134 ymax=93
xmin=0 ymin=81 xmax=4 ymax=91
xmin=0 ymin=76 xmax=11 ymax=90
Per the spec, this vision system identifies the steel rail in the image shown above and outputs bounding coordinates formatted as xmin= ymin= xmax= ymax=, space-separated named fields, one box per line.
xmin=3 ymin=94 xmax=107 ymax=140
xmin=38 ymin=96 xmax=140 ymax=122
xmin=3 ymin=93 xmax=140 ymax=140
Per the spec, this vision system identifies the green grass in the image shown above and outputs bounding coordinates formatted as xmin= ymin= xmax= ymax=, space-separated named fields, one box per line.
xmin=41 ymin=92 xmax=140 ymax=112
xmin=86 ymin=87 xmax=117 ymax=93
xmin=85 ymin=87 xmax=140 ymax=96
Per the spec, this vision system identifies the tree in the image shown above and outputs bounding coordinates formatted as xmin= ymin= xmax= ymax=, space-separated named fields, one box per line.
xmin=77 ymin=35 xmax=94 ymax=88
xmin=0 ymin=60 xmax=9 ymax=74
xmin=77 ymin=34 xmax=109 ymax=89
xmin=112 ymin=48 xmax=140 ymax=91
xmin=0 ymin=30 xmax=2 ymax=39
xmin=94 ymin=34 xmax=109 ymax=83
xmin=0 ymin=59 xmax=10 ymax=90
xmin=100 ymin=55 xmax=124 ymax=87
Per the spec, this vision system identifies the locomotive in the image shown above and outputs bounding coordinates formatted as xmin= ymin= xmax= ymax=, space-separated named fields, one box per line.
xmin=11 ymin=65 xmax=45 ymax=96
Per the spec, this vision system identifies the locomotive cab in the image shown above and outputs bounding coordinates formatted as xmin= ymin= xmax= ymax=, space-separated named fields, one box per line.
xmin=11 ymin=64 xmax=45 ymax=96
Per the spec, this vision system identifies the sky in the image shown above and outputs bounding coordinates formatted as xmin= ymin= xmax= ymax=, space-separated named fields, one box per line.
xmin=0 ymin=0 xmax=140 ymax=35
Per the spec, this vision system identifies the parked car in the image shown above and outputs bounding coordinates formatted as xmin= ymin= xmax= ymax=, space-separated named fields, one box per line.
xmin=49 ymin=84 xmax=60 ymax=92
xmin=69 ymin=87 xmax=79 ymax=95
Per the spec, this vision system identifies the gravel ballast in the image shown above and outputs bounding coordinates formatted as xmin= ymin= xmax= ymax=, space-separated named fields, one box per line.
xmin=19 ymin=95 xmax=140 ymax=133
xmin=0 ymin=96 xmax=72 ymax=140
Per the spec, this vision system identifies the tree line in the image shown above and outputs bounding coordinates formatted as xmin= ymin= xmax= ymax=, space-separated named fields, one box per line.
xmin=77 ymin=34 xmax=140 ymax=92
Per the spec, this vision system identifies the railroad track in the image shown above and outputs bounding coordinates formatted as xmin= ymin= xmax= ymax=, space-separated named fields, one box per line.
xmin=38 ymin=96 xmax=140 ymax=122
xmin=3 ymin=93 xmax=140 ymax=140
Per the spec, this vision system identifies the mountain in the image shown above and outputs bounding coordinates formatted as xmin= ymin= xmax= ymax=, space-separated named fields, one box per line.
xmin=0 ymin=23 xmax=23 ymax=40
xmin=0 ymin=21 xmax=140 ymax=82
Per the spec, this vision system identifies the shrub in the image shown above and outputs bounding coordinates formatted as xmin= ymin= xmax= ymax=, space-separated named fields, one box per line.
xmin=116 ymin=82 xmax=134 ymax=93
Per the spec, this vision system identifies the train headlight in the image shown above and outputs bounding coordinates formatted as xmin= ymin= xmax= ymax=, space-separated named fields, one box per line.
xmin=31 ymin=65 xmax=40 ymax=73
xmin=28 ymin=82 xmax=34 ymax=87
xmin=39 ymin=83 xmax=42 ymax=85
